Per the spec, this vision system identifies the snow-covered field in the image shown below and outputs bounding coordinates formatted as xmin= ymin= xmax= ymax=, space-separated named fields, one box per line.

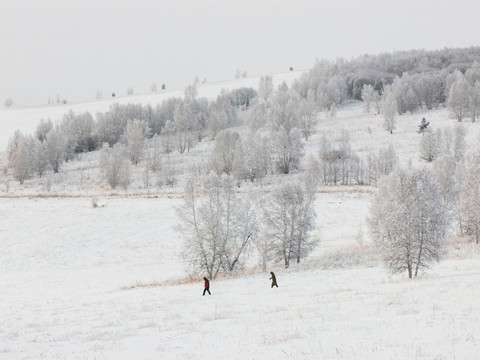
xmin=2 ymin=76 xmax=480 ymax=358
xmin=1 ymin=195 xmax=479 ymax=359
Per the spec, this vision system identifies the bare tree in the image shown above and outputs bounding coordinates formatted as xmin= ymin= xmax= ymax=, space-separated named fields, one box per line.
xmin=369 ymin=168 xmax=449 ymax=278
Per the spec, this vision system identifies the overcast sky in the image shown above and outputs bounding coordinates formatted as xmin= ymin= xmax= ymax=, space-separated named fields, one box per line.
xmin=1 ymin=0 xmax=479 ymax=106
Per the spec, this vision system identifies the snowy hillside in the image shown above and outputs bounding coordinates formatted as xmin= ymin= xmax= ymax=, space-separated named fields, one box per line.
xmin=0 ymin=71 xmax=302 ymax=151
xmin=2 ymin=60 xmax=480 ymax=359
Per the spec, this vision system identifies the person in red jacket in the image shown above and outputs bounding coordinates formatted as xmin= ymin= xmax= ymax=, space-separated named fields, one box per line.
xmin=203 ymin=277 xmax=211 ymax=295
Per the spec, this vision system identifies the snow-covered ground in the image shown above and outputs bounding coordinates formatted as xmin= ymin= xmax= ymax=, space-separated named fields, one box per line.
xmin=1 ymin=193 xmax=480 ymax=359
xmin=1 ymin=194 xmax=479 ymax=359
xmin=2 ymin=76 xmax=480 ymax=358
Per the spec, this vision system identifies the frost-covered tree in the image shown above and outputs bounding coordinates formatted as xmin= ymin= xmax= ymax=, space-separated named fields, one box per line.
xmin=361 ymin=84 xmax=376 ymax=113
xmin=258 ymin=75 xmax=273 ymax=105
xmin=469 ymin=82 xmax=480 ymax=122
xmin=419 ymin=128 xmax=442 ymax=162
xmin=173 ymin=104 xmax=194 ymax=154
xmin=122 ymin=119 xmax=151 ymax=165
xmin=271 ymin=126 xmax=304 ymax=174
xmin=456 ymin=158 xmax=480 ymax=243
xmin=327 ymin=103 xmax=337 ymax=119
xmin=227 ymin=87 xmax=257 ymax=109
xmin=207 ymin=91 xmax=239 ymax=137
xmin=381 ymin=86 xmax=397 ymax=134
xmin=247 ymin=100 xmax=269 ymax=130
xmin=269 ymin=83 xmax=300 ymax=133
xmin=75 ymin=112 xmax=97 ymax=153
xmin=442 ymin=124 xmax=467 ymax=169
xmin=366 ymin=145 xmax=398 ymax=185
xmin=161 ymin=120 xmax=175 ymax=154
xmin=7 ymin=131 xmax=33 ymax=184
xmin=184 ymin=77 xmax=199 ymax=102
xmin=59 ymin=111 xmax=79 ymax=162
xmin=262 ymin=182 xmax=317 ymax=268
xmin=35 ymin=119 xmax=53 ymax=142
xmin=369 ymin=168 xmax=449 ymax=278
xmin=298 ymin=90 xmax=317 ymax=140
xmin=178 ymin=173 xmax=258 ymax=279
xmin=211 ymin=129 xmax=240 ymax=175
xmin=392 ymin=74 xmax=419 ymax=114
xmin=146 ymin=134 xmax=162 ymax=173
xmin=44 ymin=127 xmax=66 ymax=173
xmin=447 ymin=73 xmax=470 ymax=121
xmin=99 ymin=143 xmax=130 ymax=189
xmin=234 ymin=130 xmax=269 ymax=182
xmin=433 ymin=155 xmax=457 ymax=204
xmin=317 ymin=131 xmax=364 ymax=186
xmin=32 ymin=138 xmax=48 ymax=177
xmin=321 ymin=75 xmax=348 ymax=109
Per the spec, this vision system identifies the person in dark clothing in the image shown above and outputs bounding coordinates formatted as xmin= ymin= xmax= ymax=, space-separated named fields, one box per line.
xmin=269 ymin=272 xmax=278 ymax=288
xmin=203 ymin=277 xmax=211 ymax=295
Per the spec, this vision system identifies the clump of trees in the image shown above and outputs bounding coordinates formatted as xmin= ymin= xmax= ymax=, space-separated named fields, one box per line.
xmin=178 ymin=173 xmax=318 ymax=278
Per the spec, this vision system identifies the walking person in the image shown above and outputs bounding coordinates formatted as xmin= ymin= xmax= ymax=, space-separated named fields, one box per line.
xmin=269 ymin=272 xmax=278 ymax=288
xmin=203 ymin=277 xmax=211 ymax=295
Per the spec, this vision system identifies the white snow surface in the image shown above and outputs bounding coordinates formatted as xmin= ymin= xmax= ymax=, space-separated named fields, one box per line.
xmin=1 ymin=75 xmax=480 ymax=358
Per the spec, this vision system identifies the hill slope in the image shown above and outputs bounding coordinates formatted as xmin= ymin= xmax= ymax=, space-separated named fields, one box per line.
xmin=0 ymin=71 xmax=302 ymax=151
